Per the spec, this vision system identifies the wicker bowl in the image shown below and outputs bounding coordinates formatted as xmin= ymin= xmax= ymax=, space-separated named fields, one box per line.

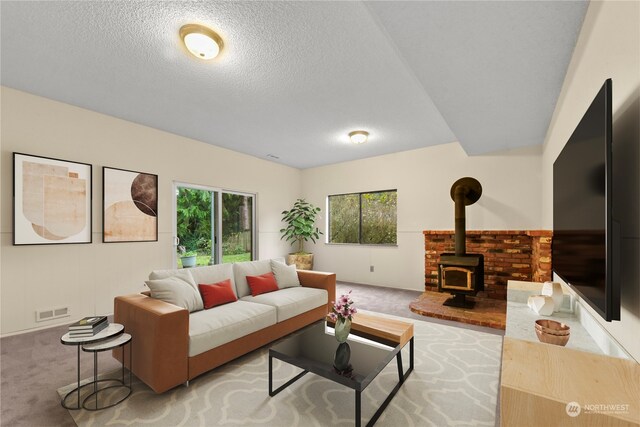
xmin=535 ymin=319 xmax=570 ymax=335
xmin=535 ymin=319 xmax=570 ymax=346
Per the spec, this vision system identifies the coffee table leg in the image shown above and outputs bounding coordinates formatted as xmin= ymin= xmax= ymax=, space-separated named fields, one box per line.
xmin=355 ymin=390 xmax=361 ymax=427
xmin=410 ymin=337 xmax=414 ymax=372
xmin=364 ymin=338 xmax=415 ymax=426
xmin=269 ymin=355 xmax=309 ymax=397
xmin=396 ymin=337 xmax=416 ymax=383
xmin=268 ymin=354 xmax=273 ymax=395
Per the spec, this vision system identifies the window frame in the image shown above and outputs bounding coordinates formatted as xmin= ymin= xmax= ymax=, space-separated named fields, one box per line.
xmin=172 ymin=181 xmax=257 ymax=267
xmin=326 ymin=189 xmax=398 ymax=246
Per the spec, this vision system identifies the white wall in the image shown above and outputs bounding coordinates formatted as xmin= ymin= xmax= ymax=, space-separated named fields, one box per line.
xmin=302 ymin=142 xmax=542 ymax=291
xmin=0 ymin=87 xmax=302 ymax=335
xmin=541 ymin=0 xmax=640 ymax=361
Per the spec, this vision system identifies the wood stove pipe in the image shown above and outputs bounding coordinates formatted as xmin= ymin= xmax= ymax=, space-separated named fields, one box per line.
xmin=450 ymin=177 xmax=483 ymax=257
xmin=454 ymin=186 xmax=467 ymax=256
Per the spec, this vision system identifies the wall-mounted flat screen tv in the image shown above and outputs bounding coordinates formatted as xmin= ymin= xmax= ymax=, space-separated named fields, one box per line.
xmin=553 ymin=78 xmax=620 ymax=322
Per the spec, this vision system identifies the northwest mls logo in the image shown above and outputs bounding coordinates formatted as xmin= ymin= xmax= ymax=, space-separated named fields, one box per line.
xmin=566 ymin=401 xmax=581 ymax=417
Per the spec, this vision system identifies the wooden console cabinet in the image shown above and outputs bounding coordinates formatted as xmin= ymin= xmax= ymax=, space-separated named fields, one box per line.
xmin=501 ymin=337 xmax=640 ymax=426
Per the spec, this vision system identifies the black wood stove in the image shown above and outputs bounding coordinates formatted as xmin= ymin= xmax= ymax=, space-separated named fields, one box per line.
xmin=437 ymin=177 xmax=484 ymax=308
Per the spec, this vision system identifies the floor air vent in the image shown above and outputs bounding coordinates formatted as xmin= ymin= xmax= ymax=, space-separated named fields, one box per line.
xmin=36 ymin=306 xmax=70 ymax=322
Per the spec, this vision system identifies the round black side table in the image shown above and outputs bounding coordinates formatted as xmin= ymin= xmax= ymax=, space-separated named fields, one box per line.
xmin=81 ymin=333 xmax=132 ymax=411
xmin=60 ymin=323 xmax=124 ymax=410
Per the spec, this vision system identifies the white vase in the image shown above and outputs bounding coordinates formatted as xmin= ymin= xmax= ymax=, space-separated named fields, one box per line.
xmin=334 ymin=318 xmax=351 ymax=343
xmin=528 ymin=295 xmax=555 ymax=316
xmin=541 ymin=281 xmax=564 ymax=312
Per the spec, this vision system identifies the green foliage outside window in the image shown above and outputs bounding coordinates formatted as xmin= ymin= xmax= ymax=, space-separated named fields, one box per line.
xmin=329 ymin=194 xmax=359 ymax=243
xmin=361 ymin=191 xmax=397 ymax=244
xmin=221 ymin=193 xmax=253 ymax=256
xmin=329 ymin=190 xmax=397 ymax=245
xmin=176 ymin=188 xmax=253 ymax=263
xmin=177 ymin=188 xmax=212 ymax=253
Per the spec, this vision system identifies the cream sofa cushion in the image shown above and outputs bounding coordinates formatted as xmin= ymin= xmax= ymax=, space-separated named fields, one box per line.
xmin=240 ymin=287 xmax=327 ymax=322
xmin=146 ymin=275 xmax=204 ymax=313
xmin=271 ymin=260 xmax=300 ymax=289
xmin=149 ymin=268 xmax=197 ymax=288
xmin=233 ymin=258 xmax=286 ymax=298
xmin=233 ymin=259 xmax=272 ymax=298
xmin=188 ymin=301 xmax=276 ymax=357
xmin=187 ymin=264 xmax=237 ymax=296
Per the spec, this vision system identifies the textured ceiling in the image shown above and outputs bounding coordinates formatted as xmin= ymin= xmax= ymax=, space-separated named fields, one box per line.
xmin=0 ymin=1 xmax=588 ymax=168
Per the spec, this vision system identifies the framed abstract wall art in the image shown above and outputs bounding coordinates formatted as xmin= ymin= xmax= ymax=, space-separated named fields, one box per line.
xmin=103 ymin=166 xmax=158 ymax=243
xmin=13 ymin=152 xmax=92 ymax=245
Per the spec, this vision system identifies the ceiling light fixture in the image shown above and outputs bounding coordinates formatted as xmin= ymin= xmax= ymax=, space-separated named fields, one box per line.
xmin=349 ymin=130 xmax=369 ymax=144
xmin=179 ymin=24 xmax=223 ymax=60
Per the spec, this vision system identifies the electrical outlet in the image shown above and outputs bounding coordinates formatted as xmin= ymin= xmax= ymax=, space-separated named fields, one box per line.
xmin=370 ymin=265 xmax=374 ymax=272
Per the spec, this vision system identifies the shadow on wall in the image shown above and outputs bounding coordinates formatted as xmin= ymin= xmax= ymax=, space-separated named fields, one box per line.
xmin=477 ymin=195 xmax=534 ymax=227
xmin=613 ymin=86 xmax=639 ymax=316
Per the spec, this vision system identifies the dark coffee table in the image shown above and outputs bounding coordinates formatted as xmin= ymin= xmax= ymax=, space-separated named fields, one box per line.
xmin=269 ymin=320 xmax=414 ymax=427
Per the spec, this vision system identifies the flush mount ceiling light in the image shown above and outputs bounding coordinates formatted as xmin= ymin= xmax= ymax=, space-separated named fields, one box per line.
xmin=348 ymin=130 xmax=369 ymax=144
xmin=179 ymin=24 xmax=223 ymax=60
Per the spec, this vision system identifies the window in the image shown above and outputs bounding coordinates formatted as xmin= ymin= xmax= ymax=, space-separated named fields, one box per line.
xmin=174 ymin=183 xmax=255 ymax=268
xmin=328 ymin=190 xmax=397 ymax=245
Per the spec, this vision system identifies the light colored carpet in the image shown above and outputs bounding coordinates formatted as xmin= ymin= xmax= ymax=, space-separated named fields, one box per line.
xmin=59 ymin=311 xmax=502 ymax=426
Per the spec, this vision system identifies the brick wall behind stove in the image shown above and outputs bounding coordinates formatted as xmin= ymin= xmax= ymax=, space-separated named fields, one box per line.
xmin=424 ymin=230 xmax=553 ymax=300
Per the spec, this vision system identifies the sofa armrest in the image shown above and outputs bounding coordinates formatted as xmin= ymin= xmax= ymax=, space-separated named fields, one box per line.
xmin=297 ymin=270 xmax=336 ymax=312
xmin=114 ymin=294 xmax=189 ymax=393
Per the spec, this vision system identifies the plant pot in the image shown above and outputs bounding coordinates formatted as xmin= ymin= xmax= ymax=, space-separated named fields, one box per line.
xmin=181 ymin=255 xmax=197 ymax=268
xmin=287 ymin=253 xmax=314 ymax=270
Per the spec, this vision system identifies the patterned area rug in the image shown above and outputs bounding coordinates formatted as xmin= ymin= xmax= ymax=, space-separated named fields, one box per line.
xmin=58 ymin=311 xmax=502 ymax=426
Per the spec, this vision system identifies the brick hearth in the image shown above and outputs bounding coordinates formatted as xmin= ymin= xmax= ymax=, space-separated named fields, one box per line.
xmin=409 ymin=291 xmax=507 ymax=330
xmin=424 ymin=230 xmax=552 ymax=300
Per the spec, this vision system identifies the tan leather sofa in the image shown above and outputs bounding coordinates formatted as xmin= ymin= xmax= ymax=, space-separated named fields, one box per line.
xmin=114 ymin=261 xmax=335 ymax=393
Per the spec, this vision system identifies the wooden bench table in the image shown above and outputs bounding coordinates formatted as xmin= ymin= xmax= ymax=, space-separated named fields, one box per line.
xmin=327 ymin=312 xmax=415 ymax=378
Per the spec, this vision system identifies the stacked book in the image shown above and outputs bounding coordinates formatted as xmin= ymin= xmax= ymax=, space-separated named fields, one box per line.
xmin=68 ymin=316 xmax=108 ymax=338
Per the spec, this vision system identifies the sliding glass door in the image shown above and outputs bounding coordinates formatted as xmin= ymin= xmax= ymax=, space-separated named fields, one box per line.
xmin=174 ymin=183 xmax=255 ymax=268
xmin=220 ymin=192 xmax=254 ymax=263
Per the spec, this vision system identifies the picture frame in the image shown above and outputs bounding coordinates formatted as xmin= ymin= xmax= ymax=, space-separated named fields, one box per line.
xmin=103 ymin=166 xmax=158 ymax=243
xmin=13 ymin=152 xmax=92 ymax=245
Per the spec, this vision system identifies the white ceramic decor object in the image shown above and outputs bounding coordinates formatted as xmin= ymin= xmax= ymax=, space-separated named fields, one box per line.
xmin=542 ymin=281 xmax=564 ymax=312
xmin=527 ymin=295 xmax=555 ymax=316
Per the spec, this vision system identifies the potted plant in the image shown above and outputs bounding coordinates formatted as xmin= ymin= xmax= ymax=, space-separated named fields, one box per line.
xmin=178 ymin=246 xmax=197 ymax=268
xmin=280 ymin=199 xmax=322 ymax=270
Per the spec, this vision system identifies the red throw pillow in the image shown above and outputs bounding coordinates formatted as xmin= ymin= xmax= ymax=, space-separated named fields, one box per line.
xmin=246 ymin=272 xmax=279 ymax=297
xmin=198 ymin=279 xmax=238 ymax=309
